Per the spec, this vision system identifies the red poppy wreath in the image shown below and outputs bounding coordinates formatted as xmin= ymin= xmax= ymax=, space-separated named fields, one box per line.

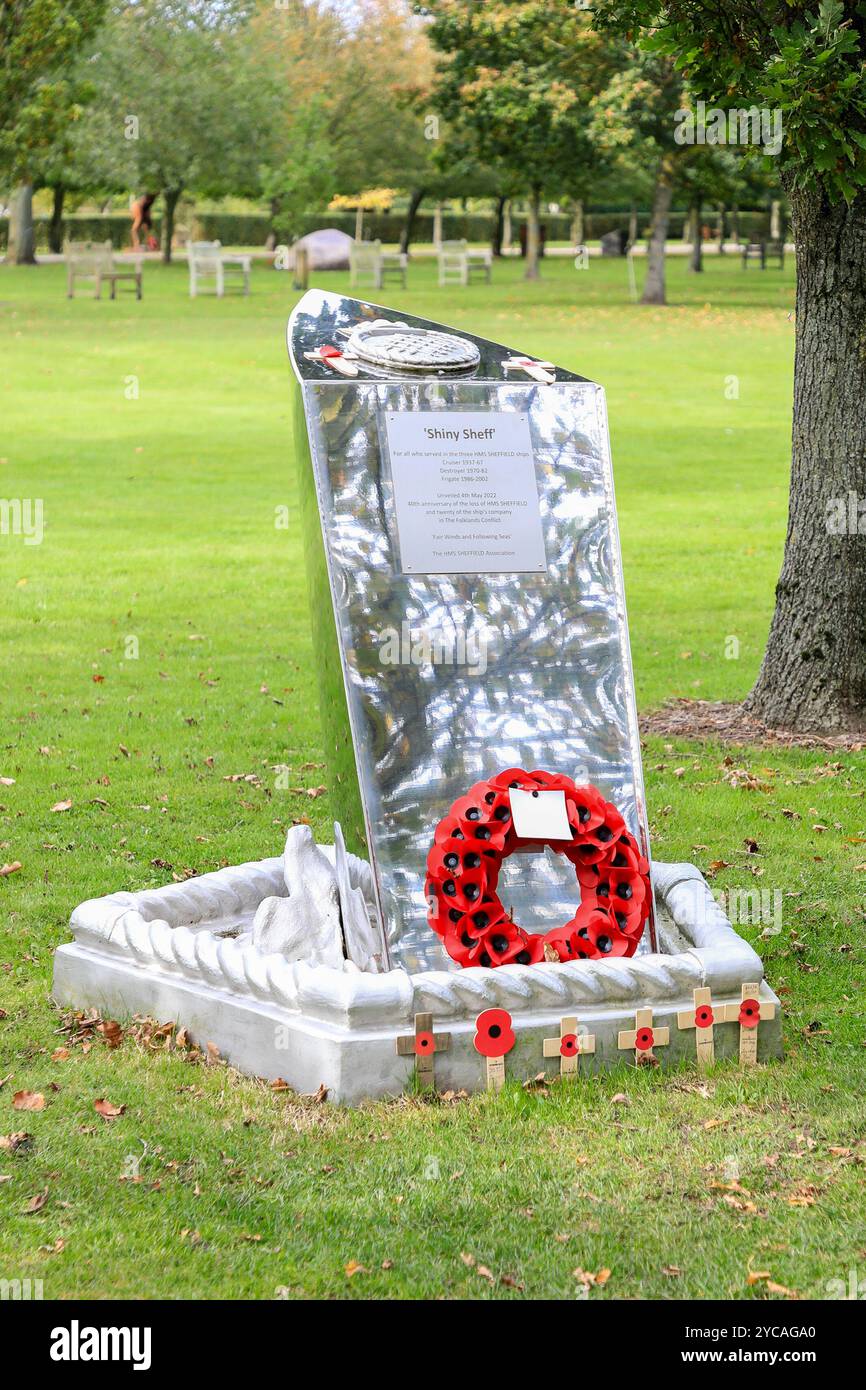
xmin=425 ymin=768 xmax=651 ymax=969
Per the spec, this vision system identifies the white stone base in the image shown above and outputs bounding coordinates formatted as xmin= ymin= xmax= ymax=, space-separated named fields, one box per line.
xmin=53 ymin=858 xmax=782 ymax=1104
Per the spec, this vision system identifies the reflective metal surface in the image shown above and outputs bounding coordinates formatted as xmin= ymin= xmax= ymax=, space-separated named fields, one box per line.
xmin=288 ymin=291 xmax=652 ymax=973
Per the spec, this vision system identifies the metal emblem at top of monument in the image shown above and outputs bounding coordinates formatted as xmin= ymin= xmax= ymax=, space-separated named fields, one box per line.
xmin=288 ymin=289 xmax=654 ymax=974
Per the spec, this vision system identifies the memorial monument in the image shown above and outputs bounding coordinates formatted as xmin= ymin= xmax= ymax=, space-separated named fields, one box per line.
xmin=53 ymin=290 xmax=781 ymax=1102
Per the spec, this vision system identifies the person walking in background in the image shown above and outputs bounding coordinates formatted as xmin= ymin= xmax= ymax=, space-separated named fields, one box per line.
xmin=130 ymin=192 xmax=157 ymax=251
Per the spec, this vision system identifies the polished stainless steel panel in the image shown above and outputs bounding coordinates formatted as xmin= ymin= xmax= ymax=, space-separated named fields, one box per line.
xmin=288 ymin=291 xmax=652 ymax=974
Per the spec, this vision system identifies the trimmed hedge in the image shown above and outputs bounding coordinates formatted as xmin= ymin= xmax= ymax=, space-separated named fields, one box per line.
xmin=0 ymin=205 xmax=773 ymax=252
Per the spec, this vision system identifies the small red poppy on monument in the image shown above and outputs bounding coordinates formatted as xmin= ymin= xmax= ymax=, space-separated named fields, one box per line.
xmin=395 ymin=1013 xmax=450 ymax=1091
xmin=738 ymin=997 xmax=761 ymax=1028
xmin=474 ymin=1007 xmax=515 ymax=1091
xmin=618 ymin=1007 xmax=670 ymax=1065
xmin=677 ymin=986 xmax=717 ymax=1067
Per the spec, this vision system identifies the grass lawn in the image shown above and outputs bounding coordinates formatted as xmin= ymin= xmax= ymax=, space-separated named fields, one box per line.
xmin=1 ymin=254 xmax=864 ymax=1301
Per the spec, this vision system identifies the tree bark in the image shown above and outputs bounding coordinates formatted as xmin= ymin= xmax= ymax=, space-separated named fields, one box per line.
xmin=524 ymin=185 xmax=541 ymax=281
xmin=689 ymin=201 xmax=703 ymax=272
xmin=7 ymin=182 xmax=36 ymax=264
xmin=745 ymin=186 xmax=866 ymax=733
xmin=642 ymin=155 xmax=674 ymax=305
xmin=491 ymin=193 xmax=506 ymax=257
xmin=717 ymin=203 xmax=726 ymax=255
xmin=400 ymin=187 xmax=425 ymax=255
xmin=49 ymin=185 xmax=65 ymax=255
xmin=162 ymin=187 xmax=181 ymax=264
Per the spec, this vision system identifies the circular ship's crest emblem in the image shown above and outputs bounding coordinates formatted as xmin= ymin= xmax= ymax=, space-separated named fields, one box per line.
xmin=344 ymin=319 xmax=480 ymax=372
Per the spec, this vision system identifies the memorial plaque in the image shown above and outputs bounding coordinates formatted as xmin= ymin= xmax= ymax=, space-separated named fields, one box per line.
xmin=288 ymin=290 xmax=654 ymax=973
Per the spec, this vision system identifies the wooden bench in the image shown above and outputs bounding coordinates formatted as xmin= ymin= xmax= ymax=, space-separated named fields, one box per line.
xmin=349 ymin=239 xmax=407 ymax=290
xmin=741 ymin=239 xmax=784 ymax=270
xmin=187 ymin=240 xmax=251 ymax=297
xmin=437 ymin=238 xmax=492 ymax=287
xmin=65 ymin=240 xmax=142 ymax=300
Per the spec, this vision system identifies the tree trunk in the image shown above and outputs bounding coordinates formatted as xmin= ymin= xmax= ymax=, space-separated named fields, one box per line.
xmin=162 ymin=188 xmax=181 ymax=264
xmin=628 ymin=204 xmax=638 ymax=247
xmin=7 ymin=182 xmax=36 ymax=264
xmin=717 ymin=203 xmax=726 ymax=255
xmin=502 ymin=200 xmax=512 ymax=253
xmin=400 ymin=187 xmax=425 ymax=256
xmin=731 ymin=204 xmax=740 ymax=245
xmin=432 ymin=202 xmax=442 ymax=249
xmin=689 ymin=201 xmax=703 ymax=272
xmin=355 ymin=205 xmax=364 ymax=241
xmin=745 ymin=186 xmax=866 ymax=733
xmin=491 ymin=193 xmax=506 ymax=257
xmin=524 ymin=186 xmax=541 ymax=281
xmin=49 ymin=185 xmax=65 ymax=255
xmin=571 ymin=199 xmax=584 ymax=249
xmin=642 ymin=156 xmax=674 ymax=305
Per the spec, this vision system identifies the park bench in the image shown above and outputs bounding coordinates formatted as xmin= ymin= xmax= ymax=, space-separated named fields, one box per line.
xmin=437 ymin=238 xmax=492 ymax=286
xmin=65 ymin=240 xmax=142 ymax=300
xmin=349 ymin=239 xmax=407 ymax=290
xmin=187 ymin=240 xmax=251 ymax=297
xmin=741 ymin=239 xmax=784 ymax=270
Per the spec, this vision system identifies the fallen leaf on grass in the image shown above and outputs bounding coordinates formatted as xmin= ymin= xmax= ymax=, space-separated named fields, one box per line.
xmin=50 ymin=800 xmax=72 ymax=813
xmin=0 ymin=861 xmax=22 ymax=877
xmin=39 ymin=1238 xmax=65 ymax=1255
xmin=722 ymin=1194 xmax=759 ymax=1214
xmin=573 ymin=1267 xmax=611 ymax=1288
xmin=611 ymin=1092 xmax=630 ymax=1107
xmin=344 ymin=1260 xmax=367 ymax=1278
xmin=748 ymin=1271 xmax=799 ymax=1298
xmin=301 ymin=1083 xmax=328 ymax=1104
xmin=12 ymin=1091 xmax=45 ymax=1112
xmin=94 ymin=1098 xmax=125 ymax=1120
xmin=97 ymin=1020 xmax=123 ymax=1049
xmin=22 ymin=1189 xmax=48 ymax=1214
xmin=51 ymin=1048 xmax=70 ymax=1062
xmin=0 ymin=777 xmax=16 ymax=786
xmin=662 ymin=1265 xmax=683 ymax=1277
xmin=0 ymin=1132 xmax=34 ymax=1152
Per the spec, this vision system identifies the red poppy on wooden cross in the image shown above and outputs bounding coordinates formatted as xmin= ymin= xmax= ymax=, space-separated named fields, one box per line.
xmin=677 ymin=986 xmax=717 ymax=1067
xmin=501 ymin=355 xmax=556 ymax=384
xmin=721 ymin=983 xmax=775 ymax=1067
xmin=474 ymin=1008 xmax=516 ymax=1091
xmin=542 ymin=1015 xmax=595 ymax=1078
xmin=395 ymin=1012 xmax=450 ymax=1090
xmin=618 ymin=1007 xmax=670 ymax=1065
xmin=303 ymin=345 xmax=358 ymax=377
